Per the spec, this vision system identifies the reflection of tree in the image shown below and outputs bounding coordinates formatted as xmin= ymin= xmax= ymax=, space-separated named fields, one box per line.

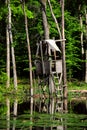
xmin=13 ymin=99 xmax=18 ymax=130
xmin=6 ymin=97 xmax=18 ymax=130
xmin=6 ymin=98 xmax=10 ymax=130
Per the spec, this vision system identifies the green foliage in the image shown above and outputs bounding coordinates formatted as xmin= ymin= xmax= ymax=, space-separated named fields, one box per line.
xmin=11 ymin=4 xmax=23 ymax=17
xmin=0 ymin=0 xmax=87 ymax=82
xmin=11 ymin=0 xmax=34 ymax=19
xmin=68 ymin=80 xmax=87 ymax=90
xmin=0 ymin=72 xmax=7 ymax=84
xmin=65 ymin=11 xmax=82 ymax=80
xmin=0 ymin=105 xmax=7 ymax=117
xmin=25 ymin=6 xmax=34 ymax=19
xmin=0 ymin=6 xmax=7 ymax=20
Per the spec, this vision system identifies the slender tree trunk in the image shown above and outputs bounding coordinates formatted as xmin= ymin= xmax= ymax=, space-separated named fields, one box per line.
xmin=61 ymin=0 xmax=67 ymax=112
xmin=6 ymin=0 xmax=10 ymax=88
xmin=8 ymin=0 xmax=17 ymax=89
xmin=80 ymin=13 xmax=84 ymax=79
xmin=47 ymin=0 xmax=62 ymax=39
xmin=85 ymin=8 xmax=87 ymax=83
xmin=23 ymin=1 xmax=33 ymax=128
xmin=40 ymin=0 xmax=49 ymax=39
xmin=79 ymin=5 xmax=84 ymax=80
xmin=80 ymin=14 xmax=84 ymax=55
xmin=6 ymin=25 xmax=10 ymax=88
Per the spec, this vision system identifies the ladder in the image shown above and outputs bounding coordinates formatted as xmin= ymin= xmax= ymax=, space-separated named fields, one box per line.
xmin=50 ymin=51 xmax=63 ymax=112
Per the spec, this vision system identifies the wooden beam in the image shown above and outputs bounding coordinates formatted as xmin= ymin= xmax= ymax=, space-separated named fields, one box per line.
xmin=55 ymin=39 xmax=66 ymax=42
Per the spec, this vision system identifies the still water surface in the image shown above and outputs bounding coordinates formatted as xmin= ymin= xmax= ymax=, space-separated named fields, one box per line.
xmin=0 ymin=95 xmax=87 ymax=130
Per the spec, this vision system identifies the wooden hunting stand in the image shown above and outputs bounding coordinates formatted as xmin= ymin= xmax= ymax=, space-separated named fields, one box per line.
xmin=35 ymin=39 xmax=65 ymax=113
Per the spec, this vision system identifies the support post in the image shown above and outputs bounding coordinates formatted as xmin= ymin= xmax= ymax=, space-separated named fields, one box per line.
xmin=61 ymin=0 xmax=67 ymax=112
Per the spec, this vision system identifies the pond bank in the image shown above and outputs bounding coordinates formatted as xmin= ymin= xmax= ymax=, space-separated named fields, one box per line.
xmin=68 ymin=90 xmax=87 ymax=114
xmin=68 ymin=90 xmax=87 ymax=96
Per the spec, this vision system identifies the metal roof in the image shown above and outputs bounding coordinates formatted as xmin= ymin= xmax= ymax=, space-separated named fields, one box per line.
xmin=45 ymin=39 xmax=61 ymax=52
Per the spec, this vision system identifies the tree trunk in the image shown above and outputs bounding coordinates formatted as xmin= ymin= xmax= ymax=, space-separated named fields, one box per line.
xmin=6 ymin=0 xmax=10 ymax=88
xmin=79 ymin=5 xmax=84 ymax=80
xmin=61 ymin=0 xmax=67 ymax=112
xmin=8 ymin=0 xmax=17 ymax=89
xmin=80 ymin=12 xmax=84 ymax=55
xmin=85 ymin=8 xmax=87 ymax=83
xmin=47 ymin=0 xmax=62 ymax=39
xmin=40 ymin=0 xmax=49 ymax=39
xmin=23 ymin=1 xmax=33 ymax=127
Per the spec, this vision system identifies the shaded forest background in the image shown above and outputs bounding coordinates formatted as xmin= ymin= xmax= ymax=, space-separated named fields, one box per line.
xmin=0 ymin=0 xmax=87 ymax=84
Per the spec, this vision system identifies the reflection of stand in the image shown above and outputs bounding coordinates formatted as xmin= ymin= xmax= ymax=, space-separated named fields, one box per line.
xmin=37 ymin=76 xmax=49 ymax=113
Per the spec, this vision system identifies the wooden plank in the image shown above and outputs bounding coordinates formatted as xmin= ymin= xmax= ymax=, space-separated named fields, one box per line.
xmin=55 ymin=39 xmax=66 ymax=42
xmin=56 ymin=60 xmax=62 ymax=73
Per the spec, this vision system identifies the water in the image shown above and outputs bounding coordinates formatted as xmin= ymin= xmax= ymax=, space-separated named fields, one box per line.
xmin=0 ymin=110 xmax=87 ymax=130
xmin=0 ymin=95 xmax=87 ymax=130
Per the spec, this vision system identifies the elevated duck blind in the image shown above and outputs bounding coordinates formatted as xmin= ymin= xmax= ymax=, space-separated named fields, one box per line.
xmin=35 ymin=40 xmax=62 ymax=76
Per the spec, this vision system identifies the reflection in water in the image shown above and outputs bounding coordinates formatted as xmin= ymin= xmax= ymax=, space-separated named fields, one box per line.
xmin=34 ymin=95 xmax=67 ymax=130
xmin=13 ymin=98 xmax=18 ymax=130
xmin=5 ymin=96 xmax=66 ymax=130
xmin=4 ymin=95 xmax=87 ymax=130
xmin=6 ymin=98 xmax=18 ymax=130
xmin=6 ymin=98 xmax=10 ymax=130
